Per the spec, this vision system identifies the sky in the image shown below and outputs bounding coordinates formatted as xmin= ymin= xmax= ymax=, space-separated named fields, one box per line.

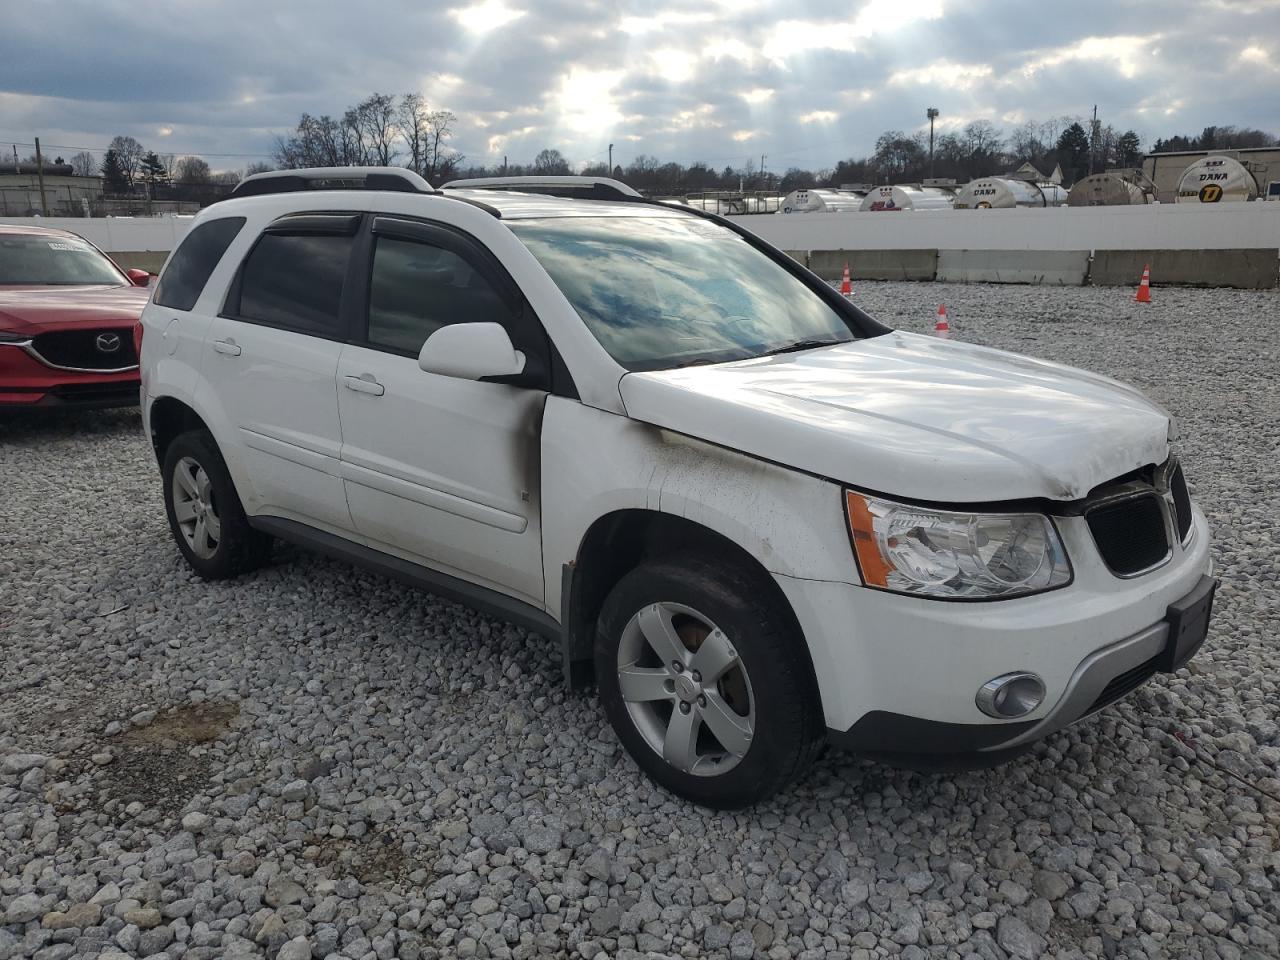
xmin=1 ymin=0 xmax=1278 ymax=174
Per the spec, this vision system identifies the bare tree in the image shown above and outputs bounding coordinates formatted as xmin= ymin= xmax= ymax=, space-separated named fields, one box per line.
xmin=356 ymin=93 xmax=399 ymax=166
xmin=69 ymin=151 xmax=96 ymax=177
xmin=397 ymin=93 xmax=429 ymax=174
xmin=108 ymin=135 xmax=146 ymax=184
xmin=423 ymin=110 xmax=460 ymax=182
xmin=245 ymin=161 xmax=274 ymax=176
xmin=533 ymin=149 xmax=570 ymax=175
xmin=174 ymin=156 xmax=212 ymax=184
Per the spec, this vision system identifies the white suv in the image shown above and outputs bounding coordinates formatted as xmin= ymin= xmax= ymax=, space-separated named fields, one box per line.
xmin=139 ymin=168 xmax=1215 ymax=808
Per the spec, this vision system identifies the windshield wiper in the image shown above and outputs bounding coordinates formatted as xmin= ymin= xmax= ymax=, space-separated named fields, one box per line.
xmin=758 ymin=337 xmax=846 ymax=357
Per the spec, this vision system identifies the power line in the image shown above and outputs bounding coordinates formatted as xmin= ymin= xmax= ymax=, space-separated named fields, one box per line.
xmin=1 ymin=137 xmax=277 ymax=160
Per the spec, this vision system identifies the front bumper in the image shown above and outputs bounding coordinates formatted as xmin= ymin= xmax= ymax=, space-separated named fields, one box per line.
xmin=828 ymin=573 xmax=1216 ymax=768
xmin=0 ymin=341 xmax=139 ymax=408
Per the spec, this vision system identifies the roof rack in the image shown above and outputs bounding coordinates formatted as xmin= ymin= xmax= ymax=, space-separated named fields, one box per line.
xmin=442 ymin=176 xmax=642 ymax=201
xmin=229 ymin=167 xmax=436 ymax=199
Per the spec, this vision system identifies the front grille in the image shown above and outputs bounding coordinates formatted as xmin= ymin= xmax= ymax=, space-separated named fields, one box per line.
xmin=1086 ymin=494 xmax=1169 ymax=576
xmin=1087 ymin=653 xmax=1160 ymax=714
xmin=30 ymin=327 xmax=138 ymax=371
xmin=1169 ymin=462 xmax=1193 ymax=542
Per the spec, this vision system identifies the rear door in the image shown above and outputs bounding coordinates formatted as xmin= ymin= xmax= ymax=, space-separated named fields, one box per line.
xmin=201 ymin=213 xmax=358 ymax=535
xmin=335 ymin=215 xmax=548 ymax=605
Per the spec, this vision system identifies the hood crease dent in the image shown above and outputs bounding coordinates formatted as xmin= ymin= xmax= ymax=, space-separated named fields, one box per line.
xmin=619 ymin=332 xmax=1171 ymax=504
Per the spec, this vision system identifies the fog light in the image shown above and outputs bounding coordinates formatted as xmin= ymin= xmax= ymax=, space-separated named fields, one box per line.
xmin=976 ymin=673 xmax=1045 ymax=719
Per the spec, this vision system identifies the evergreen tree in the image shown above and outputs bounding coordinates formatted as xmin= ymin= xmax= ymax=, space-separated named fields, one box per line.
xmin=1056 ymin=123 xmax=1091 ymax=184
xmin=100 ymin=149 xmax=128 ymax=190
xmin=1116 ymin=130 xmax=1141 ymax=167
xmin=140 ymin=151 xmax=168 ymax=184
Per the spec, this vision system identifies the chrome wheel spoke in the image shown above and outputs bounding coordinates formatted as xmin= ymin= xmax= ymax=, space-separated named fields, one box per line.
xmin=700 ymin=692 xmax=753 ymax=758
xmin=173 ymin=499 xmax=197 ymax=523
xmin=690 ymin=629 xmax=738 ymax=685
xmin=618 ymin=665 xmax=672 ymax=703
xmin=193 ymin=516 xmax=208 ymax=553
xmin=195 ymin=469 xmax=212 ymax=503
xmin=662 ymin=705 xmax=700 ymax=772
xmin=174 ymin=464 xmax=199 ymax=499
xmin=638 ymin=604 xmax=688 ymax=667
xmin=204 ymin=510 xmax=221 ymax=542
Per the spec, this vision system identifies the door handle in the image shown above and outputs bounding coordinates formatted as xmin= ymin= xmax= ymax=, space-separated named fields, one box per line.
xmin=343 ymin=373 xmax=385 ymax=397
xmin=212 ymin=338 xmax=241 ymax=356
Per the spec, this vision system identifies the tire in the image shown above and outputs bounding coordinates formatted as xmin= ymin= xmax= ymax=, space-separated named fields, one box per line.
xmin=596 ymin=556 xmax=824 ymax=808
xmin=161 ymin=429 xmax=271 ymax=580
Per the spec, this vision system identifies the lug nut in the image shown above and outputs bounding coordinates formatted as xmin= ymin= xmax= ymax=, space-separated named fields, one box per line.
xmin=697 ymin=694 xmax=707 ymax=708
xmin=679 ymin=702 xmax=691 ymax=714
xmin=691 ymin=670 xmax=701 ymax=683
xmin=672 ymin=661 xmax=684 ymax=673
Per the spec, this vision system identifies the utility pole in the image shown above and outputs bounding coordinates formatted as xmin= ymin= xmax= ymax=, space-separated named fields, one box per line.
xmin=1089 ymin=105 xmax=1100 ymax=176
xmin=608 ymin=143 xmax=613 ymax=174
xmin=502 ymin=154 xmax=507 ymax=175
xmin=11 ymin=144 xmax=19 ymax=174
xmin=927 ymin=107 xmax=939 ymax=180
xmin=760 ymin=153 xmax=766 ymax=189
xmin=34 ymin=137 xmax=50 ymax=215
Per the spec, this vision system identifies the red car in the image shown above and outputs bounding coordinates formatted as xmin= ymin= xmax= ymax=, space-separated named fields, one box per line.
xmin=0 ymin=224 xmax=152 ymax=409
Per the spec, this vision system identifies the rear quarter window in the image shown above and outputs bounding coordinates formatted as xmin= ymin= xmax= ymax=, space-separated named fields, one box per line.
xmin=153 ymin=217 xmax=246 ymax=311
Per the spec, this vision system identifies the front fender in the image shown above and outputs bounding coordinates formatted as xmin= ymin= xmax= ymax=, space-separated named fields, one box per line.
xmin=541 ymin=398 xmax=857 ymax=622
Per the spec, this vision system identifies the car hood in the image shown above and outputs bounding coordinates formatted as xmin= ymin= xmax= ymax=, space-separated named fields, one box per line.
xmin=618 ymin=331 xmax=1172 ymax=503
xmin=0 ymin=285 xmax=149 ymax=335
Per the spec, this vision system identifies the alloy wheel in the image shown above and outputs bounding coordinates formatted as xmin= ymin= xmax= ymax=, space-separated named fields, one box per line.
xmin=171 ymin=455 xmax=221 ymax=560
xmin=616 ymin=602 xmax=756 ymax=776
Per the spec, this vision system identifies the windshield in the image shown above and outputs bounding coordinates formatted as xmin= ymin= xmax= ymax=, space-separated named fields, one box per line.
xmin=507 ymin=216 xmax=854 ymax=370
xmin=0 ymin=234 xmax=125 ymax=286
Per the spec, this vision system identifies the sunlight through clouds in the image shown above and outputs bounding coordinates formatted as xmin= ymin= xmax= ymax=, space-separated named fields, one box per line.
xmin=450 ymin=0 xmax=525 ymax=34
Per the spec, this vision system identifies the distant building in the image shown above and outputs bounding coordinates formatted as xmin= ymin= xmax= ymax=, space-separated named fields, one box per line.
xmin=0 ymin=170 xmax=103 ymax=216
xmin=1142 ymin=147 xmax=1280 ymax=203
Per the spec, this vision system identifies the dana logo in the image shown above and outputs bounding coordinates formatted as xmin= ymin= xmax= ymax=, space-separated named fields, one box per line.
xmin=1199 ymin=173 xmax=1229 ymax=181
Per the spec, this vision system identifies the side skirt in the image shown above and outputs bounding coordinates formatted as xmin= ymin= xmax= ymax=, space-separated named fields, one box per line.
xmin=249 ymin=516 xmax=562 ymax=642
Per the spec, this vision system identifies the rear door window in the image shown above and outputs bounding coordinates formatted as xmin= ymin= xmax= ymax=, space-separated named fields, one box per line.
xmin=232 ymin=232 xmax=354 ymax=337
xmin=153 ymin=217 xmax=245 ymax=310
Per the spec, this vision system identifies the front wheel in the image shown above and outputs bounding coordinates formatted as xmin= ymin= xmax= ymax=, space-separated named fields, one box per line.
xmin=596 ymin=558 xmax=823 ymax=808
xmin=162 ymin=430 xmax=271 ymax=579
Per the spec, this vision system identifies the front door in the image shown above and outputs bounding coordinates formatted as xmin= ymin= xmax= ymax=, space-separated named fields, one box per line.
xmin=336 ymin=216 xmax=547 ymax=605
xmin=201 ymin=214 xmax=359 ymax=534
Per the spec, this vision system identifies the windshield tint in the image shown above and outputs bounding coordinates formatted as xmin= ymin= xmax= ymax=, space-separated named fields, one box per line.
xmin=0 ymin=234 xmax=125 ymax=286
xmin=508 ymin=216 xmax=854 ymax=370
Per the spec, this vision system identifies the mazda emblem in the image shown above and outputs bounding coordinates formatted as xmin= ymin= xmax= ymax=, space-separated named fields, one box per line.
xmin=95 ymin=333 xmax=121 ymax=353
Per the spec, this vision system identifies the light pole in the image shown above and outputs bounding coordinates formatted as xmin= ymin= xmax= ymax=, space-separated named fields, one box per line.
xmin=608 ymin=143 xmax=613 ymax=175
xmin=927 ymin=107 xmax=939 ymax=180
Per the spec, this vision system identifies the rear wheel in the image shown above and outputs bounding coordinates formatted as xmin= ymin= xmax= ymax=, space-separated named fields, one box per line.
xmin=596 ymin=557 xmax=823 ymax=808
xmin=162 ymin=430 xmax=270 ymax=579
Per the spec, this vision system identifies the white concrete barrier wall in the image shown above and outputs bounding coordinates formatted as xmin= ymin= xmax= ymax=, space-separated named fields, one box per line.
xmin=728 ymin=203 xmax=1280 ymax=252
xmin=0 ymin=216 xmax=191 ymax=252
xmin=936 ymin=249 xmax=1090 ymax=286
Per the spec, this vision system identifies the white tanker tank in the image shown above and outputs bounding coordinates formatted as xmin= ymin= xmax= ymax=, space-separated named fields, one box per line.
xmin=859 ymin=184 xmax=954 ymax=212
xmin=1176 ymin=155 xmax=1258 ymax=202
xmin=953 ymin=177 xmax=1064 ymax=209
xmin=779 ymin=188 xmax=865 ymax=213
xmin=1066 ymin=173 xmax=1151 ymax=206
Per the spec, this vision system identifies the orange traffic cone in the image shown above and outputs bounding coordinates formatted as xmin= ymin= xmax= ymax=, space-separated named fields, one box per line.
xmin=839 ymin=263 xmax=853 ymax=297
xmin=934 ymin=304 xmax=951 ymax=339
xmin=1134 ymin=264 xmax=1152 ymax=303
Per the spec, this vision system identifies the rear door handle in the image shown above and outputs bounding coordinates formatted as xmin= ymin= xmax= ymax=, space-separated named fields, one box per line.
xmin=343 ymin=373 xmax=385 ymax=396
xmin=212 ymin=338 xmax=241 ymax=356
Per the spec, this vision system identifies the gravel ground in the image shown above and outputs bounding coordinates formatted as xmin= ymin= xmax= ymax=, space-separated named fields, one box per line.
xmin=2 ymin=281 xmax=1278 ymax=960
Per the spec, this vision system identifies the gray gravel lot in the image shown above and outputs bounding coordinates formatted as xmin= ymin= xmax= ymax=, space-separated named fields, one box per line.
xmin=2 ymin=281 xmax=1278 ymax=960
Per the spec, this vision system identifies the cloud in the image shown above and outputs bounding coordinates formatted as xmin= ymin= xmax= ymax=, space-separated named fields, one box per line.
xmin=0 ymin=0 xmax=1275 ymax=174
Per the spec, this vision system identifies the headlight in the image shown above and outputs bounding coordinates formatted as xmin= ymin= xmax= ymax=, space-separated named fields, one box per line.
xmin=0 ymin=332 xmax=30 ymax=343
xmin=845 ymin=491 xmax=1071 ymax=599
